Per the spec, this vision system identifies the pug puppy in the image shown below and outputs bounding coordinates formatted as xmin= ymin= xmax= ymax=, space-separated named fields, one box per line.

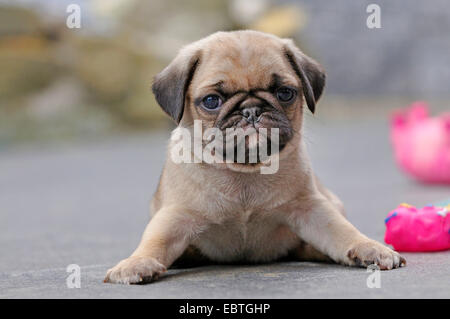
xmin=104 ymin=30 xmax=405 ymax=284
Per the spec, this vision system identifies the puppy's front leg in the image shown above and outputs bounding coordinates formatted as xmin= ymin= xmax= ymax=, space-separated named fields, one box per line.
xmin=288 ymin=195 xmax=406 ymax=270
xmin=104 ymin=207 xmax=205 ymax=284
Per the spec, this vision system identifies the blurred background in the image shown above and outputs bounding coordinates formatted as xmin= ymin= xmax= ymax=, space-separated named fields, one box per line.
xmin=1 ymin=0 xmax=449 ymax=146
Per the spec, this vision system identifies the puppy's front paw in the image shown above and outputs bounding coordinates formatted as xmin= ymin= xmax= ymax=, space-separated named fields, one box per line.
xmin=346 ymin=240 xmax=406 ymax=270
xmin=104 ymin=256 xmax=166 ymax=284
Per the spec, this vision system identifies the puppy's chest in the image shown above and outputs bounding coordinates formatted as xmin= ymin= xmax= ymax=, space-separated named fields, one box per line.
xmin=193 ymin=208 xmax=298 ymax=262
xmin=189 ymin=176 xmax=299 ymax=261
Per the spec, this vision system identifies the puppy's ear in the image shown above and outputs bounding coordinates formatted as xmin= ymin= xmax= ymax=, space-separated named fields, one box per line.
xmin=152 ymin=50 xmax=201 ymax=123
xmin=283 ymin=40 xmax=325 ymax=114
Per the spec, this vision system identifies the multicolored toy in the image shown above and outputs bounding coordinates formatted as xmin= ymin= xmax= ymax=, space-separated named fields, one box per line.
xmin=384 ymin=203 xmax=450 ymax=252
xmin=390 ymin=101 xmax=450 ymax=184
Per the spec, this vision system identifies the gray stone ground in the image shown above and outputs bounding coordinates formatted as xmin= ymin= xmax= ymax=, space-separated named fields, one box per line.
xmin=1 ymin=111 xmax=449 ymax=298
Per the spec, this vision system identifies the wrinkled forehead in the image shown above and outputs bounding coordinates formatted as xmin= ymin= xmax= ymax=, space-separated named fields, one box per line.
xmin=192 ymin=36 xmax=299 ymax=92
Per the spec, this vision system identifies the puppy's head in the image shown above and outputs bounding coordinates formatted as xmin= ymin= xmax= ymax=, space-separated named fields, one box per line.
xmin=152 ymin=30 xmax=325 ymax=170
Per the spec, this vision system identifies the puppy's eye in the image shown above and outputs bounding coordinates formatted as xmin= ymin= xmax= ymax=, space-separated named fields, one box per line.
xmin=276 ymin=87 xmax=296 ymax=102
xmin=202 ymin=95 xmax=222 ymax=110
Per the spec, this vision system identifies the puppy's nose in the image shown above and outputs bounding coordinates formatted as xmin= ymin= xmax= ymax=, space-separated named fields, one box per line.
xmin=242 ymin=107 xmax=262 ymax=123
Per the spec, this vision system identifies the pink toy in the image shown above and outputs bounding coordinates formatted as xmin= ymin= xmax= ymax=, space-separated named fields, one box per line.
xmin=390 ymin=101 xmax=450 ymax=184
xmin=384 ymin=203 xmax=450 ymax=252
